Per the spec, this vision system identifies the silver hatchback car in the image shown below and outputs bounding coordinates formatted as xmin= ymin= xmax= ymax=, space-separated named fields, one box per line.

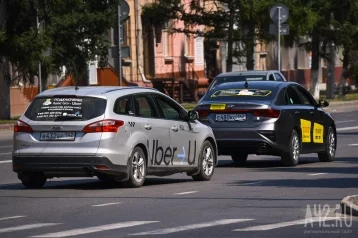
xmin=12 ymin=86 xmax=217 ymax=188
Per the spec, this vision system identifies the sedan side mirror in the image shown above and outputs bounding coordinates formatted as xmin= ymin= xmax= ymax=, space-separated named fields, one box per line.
xmin=318 ymin=100 xmax=329 ymax=108
xmin=197 ymin=91 xmax=205 ymax=99
xmin=187 ymin=110 xmax=199 ymax=121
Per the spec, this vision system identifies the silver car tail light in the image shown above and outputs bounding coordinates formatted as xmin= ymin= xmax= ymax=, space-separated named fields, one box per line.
xmin=82 ymin=119 xmax=124 ymax=133
xmin=14 ymin=120 xmax=33 ymax=133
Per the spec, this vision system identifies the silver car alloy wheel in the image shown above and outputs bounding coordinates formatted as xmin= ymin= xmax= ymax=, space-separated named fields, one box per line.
xmin=132 ymin=152 xmax=145 ymax=183
xmin=328 ymin=131 xmax=336 ymax=157
xmin=202 ymin=146 xmax=214 ymax=176
xmin=292 ymin=134 xmax=300 ymax=162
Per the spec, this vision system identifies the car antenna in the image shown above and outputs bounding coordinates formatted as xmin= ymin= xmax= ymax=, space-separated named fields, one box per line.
xmin=244 ymin=80 xmax=248 ymax=89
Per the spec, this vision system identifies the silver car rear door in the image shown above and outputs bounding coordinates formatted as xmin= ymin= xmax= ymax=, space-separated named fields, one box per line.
xmin=133 ymin=94 xmax=171 ymax=168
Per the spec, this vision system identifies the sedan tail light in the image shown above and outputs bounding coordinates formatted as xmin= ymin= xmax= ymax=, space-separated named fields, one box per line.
xmin=252 ymin=109 xmax=280 ymax=118
xmin=14 ymin=120 xmax=33 ymax=133
xmin=83 ymin=120 xmax=124 ymax=133
xmin=196 ymin=109 xmax=210 ymax=120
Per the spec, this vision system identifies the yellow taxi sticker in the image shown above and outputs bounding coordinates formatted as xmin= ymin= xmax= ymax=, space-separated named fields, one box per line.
xmin=313 ymin=123 xmax=324 ymax=143
xmin=300 ymin=119 xmax=311 ymax=143
xmin=210 ymin=104 xmax=226 ymax=110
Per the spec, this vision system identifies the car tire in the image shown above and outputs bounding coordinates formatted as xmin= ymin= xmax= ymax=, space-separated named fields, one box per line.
xmin=20 ymin=172 xmax=47 ymax=189
xmin=192 ymin=141 xmax=215 ymax=181
xmin=125 ymin=147 xmax=147 ymax=188
xmin=318 ymin=126 xmax=336 ymax=162
xmin=281 ymin=130 xmax=300 ymax=167
xmin=231 ymin=153 xmax=248 ymax=165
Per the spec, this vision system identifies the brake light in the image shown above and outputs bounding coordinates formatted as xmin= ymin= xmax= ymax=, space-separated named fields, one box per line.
xmin=196 ymin=109 xmax=209 ymax=120
xmin=252 ymin=109 xmax=280 ymax=118
xmin=83 ymin=120 xmax=124 ymax=133
xmin=14 ymin=120 xmax=33 ymax=133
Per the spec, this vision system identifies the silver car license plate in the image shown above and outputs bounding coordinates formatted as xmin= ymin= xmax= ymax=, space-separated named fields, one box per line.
xmin=40 ymin=132 xmax=76 ymax=141
xmin=216 ymin=114 xmax=246 ymax=122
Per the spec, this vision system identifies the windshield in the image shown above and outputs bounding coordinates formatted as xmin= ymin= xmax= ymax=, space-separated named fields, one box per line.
xmin=24 ymin=97 xmax=107 ymax=121
xmin=209 ymin=75 xmax=266 ymax=90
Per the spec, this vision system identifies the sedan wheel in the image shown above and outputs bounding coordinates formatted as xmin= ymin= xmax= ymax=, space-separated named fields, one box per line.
xmin=318 ymin=127 xmax=336 ymax=162
xmin=192 ymin=141 xmax=215 ymax=181
xmin=281 ymin=130 xmax=300 ymax=166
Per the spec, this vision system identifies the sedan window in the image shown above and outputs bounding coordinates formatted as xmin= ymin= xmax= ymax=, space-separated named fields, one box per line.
xmin=285 ymin=87 xmax=302 ymax=105
xmin=296 ymin=86 xmax=315 ymax=106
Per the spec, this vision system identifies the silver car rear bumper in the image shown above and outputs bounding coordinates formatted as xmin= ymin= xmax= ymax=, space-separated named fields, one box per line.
xmin=12 ymin=155 xmax=128 ymax=179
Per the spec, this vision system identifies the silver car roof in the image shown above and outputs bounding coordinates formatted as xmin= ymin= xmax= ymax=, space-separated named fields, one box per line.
xmin=36 ymin=86 xmax=159 ymax=98
xmin=217 ymin=70 xmax=280 ymax=77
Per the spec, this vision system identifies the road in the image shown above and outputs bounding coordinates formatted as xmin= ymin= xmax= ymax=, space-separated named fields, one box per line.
xmin=0 ymin=110 xmax=357 ymax=238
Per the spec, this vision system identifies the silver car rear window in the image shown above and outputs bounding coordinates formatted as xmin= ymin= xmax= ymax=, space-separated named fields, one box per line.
xmin=210 ymin=75 xmax=266 ymax=90
xmin=24 ymin=97 xmax=107 ymax=121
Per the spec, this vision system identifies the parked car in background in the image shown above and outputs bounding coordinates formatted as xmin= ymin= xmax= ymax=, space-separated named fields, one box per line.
xmin=198 ymin=70 xmax=287 ymax=99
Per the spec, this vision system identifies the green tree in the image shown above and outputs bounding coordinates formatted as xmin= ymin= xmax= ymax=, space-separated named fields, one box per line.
xmin=0 ymin=0 xmax=119 ymax=119
xmin=331 ymin=0 xmax=358 ymax=98
xmin=282 ymin=0 xmax=332 ymax=100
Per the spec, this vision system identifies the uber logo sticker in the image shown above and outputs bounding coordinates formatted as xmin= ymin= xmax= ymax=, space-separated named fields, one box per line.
xmin=128 ymin=122 xmax=135 ymax=127
xmin=148 ymin=140 xmax=197 ymax=166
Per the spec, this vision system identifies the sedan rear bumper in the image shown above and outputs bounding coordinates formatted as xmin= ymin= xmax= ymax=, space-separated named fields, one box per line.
xmin=212 ymin=128 xmax=286 ymax=155
xmin=12 ymin=155 xmax=128 ymax=179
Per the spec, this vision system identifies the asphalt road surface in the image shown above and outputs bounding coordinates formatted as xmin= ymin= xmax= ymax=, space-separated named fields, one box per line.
xmin=0 ymin=110 xmax=357 ymax=238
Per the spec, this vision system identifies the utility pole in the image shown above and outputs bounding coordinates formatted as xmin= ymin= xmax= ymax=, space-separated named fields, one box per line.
xmin=269 ymin=4 xmax=289 ymax=72
xmin=118 ymin=4 xmax=123 ymax=86
xmin=277 ymin=7 xmax=281 ymax=71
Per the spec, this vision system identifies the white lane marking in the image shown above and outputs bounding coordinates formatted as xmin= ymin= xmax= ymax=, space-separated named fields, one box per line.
xmin=0 ymin=215 xmax=26 ymax=221
xmin=0 ymin=223 xmax=60 ymax=233
xmin=31 ymin=221 xmax=159 ymax=237
xmin=308 ymin=173 xmax=328 ymax=176
xmin=130 ymin=219 xmax=254 ymax=236
xmin=336 ymin=120 xmax=356 ymax=124
xmin=233 ymin=217 xmax=339 ymax=231
xmin=0 ymin=160 xmax=11 ymax=164
xmin=0 ymin=152 xmax=11 ymax=155
xmin=337 ymin=126 xmax=358 ymax=131
xmin=174 ymin=191 xmax=198 ymax=195
xmin=348 ymin=144 xmax=358 ymax=146
xmin=92 ymin=202 xmax=122 ymax=207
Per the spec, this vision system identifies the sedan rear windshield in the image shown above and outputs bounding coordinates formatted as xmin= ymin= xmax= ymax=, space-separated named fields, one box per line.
xmin=203 ymin=88 xmax=278 ymax=102
xmin=25 ymin=97 xmax=107 ymax=121
xmin=210 ymin=75 xmax=266 ymax=89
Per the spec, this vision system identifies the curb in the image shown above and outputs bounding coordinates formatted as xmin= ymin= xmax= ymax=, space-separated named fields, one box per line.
xmin=0 ymin=124 xmax=14 ymax=130
xmin=341 ymin=195 xmax=358 ymax=217
xmin=327 ymin=100 xmax=358 ymax=106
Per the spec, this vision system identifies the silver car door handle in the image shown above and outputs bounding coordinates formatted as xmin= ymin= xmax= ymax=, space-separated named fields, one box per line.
xmin=171 ymin=126 xmax=178 ymax=132
xmin=144 ymin=124 xmax=152 ymax=130
xmin=295 ymin=111 xmax=300 ymax=115
xmin=309 ymin=111 xmax=315 ymax=115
